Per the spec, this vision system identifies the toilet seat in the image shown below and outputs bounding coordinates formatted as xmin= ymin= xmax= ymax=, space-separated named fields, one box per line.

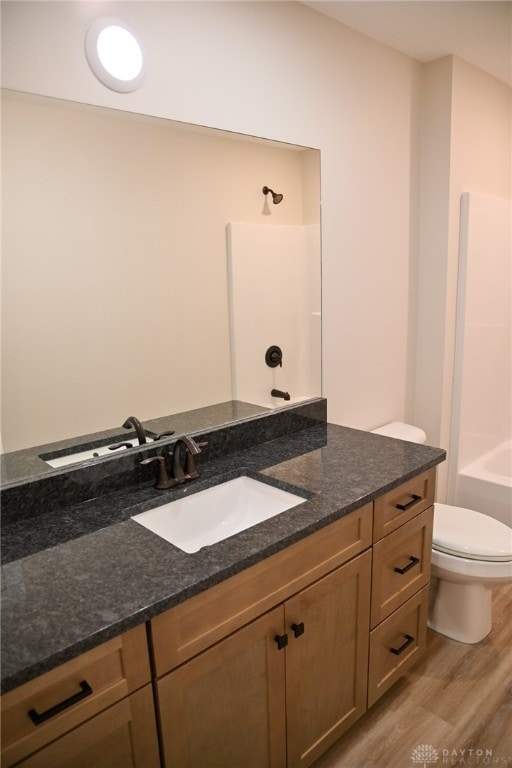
xmin=371 ymin=422 xmax=427 ymax=443
xmin=433 ymin=503 xmax=512 ymax=562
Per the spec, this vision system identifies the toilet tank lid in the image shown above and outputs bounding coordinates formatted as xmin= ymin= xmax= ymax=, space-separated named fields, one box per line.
xmin=433 ymin=503 xmax=512 ymax=561
xmin=371 ymin=422 xmax=427 ymax=443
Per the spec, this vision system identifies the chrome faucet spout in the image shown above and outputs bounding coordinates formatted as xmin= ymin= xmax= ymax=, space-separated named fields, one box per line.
xmin=122 ymin=416 xmax=147 ymax=445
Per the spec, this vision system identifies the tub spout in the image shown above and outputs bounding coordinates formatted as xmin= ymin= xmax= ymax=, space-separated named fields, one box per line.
xmin=271 ymin=389 xmax=290 ymax=401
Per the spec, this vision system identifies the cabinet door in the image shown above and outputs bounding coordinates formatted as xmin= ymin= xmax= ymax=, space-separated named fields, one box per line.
xmin=15 ymin=685 xmax=159 ymax=768
xmin=285 ymin=550 xmax=371 ymax=768
xmin=158 ymin=606 xmax=287 ymax=768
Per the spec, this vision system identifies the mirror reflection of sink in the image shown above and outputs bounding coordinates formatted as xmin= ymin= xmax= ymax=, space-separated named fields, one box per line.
xmin=41 ymin=436 xmax=154 ymax=468
xmin=131 ymin=476 xmax=306 ymax=553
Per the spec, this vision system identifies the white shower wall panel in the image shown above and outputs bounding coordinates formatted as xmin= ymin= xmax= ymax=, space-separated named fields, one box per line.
xmin=226 ymin=223 xmax=321 ymax=408
xmin=449 ymin=193 xmax=512 ymax=507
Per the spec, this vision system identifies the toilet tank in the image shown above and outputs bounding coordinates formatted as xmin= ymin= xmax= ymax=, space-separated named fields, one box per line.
xmin=371 ymin=421 xmax=427 ymax=444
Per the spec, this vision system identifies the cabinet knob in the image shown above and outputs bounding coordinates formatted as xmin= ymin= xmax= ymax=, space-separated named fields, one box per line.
xmin=274 ymin=633 xmax=288 ymax=650
xmin=291 ymin=622 xmax=305 ymax=638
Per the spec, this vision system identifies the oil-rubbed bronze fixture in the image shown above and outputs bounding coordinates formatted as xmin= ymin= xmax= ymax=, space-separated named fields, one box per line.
xmin=107 ymin=442 xmax=134 ymax=451
xmin=265 ymin=345 xmax=283 ymax=367
xmin=122 ymin=415 xmax=147 ymax=444
xmin=172 ymin=436 xmax=208 ymax=483
xmin=153 ymin=430 xmax=176 ymax=441
xmin=271 ymin=388 xmax=291 ymax=401
xmin=262 ymin=186 xmax=284 ymax=204
xmin=140 ymin=455 xmax=175 ymax=490
xmin=140 ymin=436 xmax=209 ymax=490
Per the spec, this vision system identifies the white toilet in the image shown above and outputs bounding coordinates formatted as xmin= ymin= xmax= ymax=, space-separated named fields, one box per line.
xmin=371 ymin=422 xmax=512 ymax=644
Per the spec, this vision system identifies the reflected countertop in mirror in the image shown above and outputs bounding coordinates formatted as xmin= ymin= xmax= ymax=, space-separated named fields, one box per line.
xmin=0 ymin=400 xmax=272 ymax=488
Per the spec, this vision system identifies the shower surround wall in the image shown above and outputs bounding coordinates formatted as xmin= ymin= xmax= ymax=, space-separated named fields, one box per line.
xmin=448 ymin=192 xmax=512 ymax=525
xmin=227 ymin=223 xmax=321 ymax=408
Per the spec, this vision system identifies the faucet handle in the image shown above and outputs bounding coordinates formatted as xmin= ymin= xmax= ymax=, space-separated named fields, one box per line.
xmin=184 ymin=440 xmax=208 ymax=479
xmin=140 ymin=456 xmax=175 ymax=490
xmin=154 ymin=430 xmax=176 ymax=441
xmin=107 ymin=441 xmax=134 ymax=451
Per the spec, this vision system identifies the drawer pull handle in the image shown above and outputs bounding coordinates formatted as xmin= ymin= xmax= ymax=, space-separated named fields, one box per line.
xmin=274 ymin=634 xmax=288 ymax=650
xmin=396 ymin=494 xmax=422 ymax=511
xmin=291 ymin=622 xmax=305 ymax=638
xmin=390 ymin=634 xmax=415 ymax=655
xmin=394 ymin=556 xmax=420 ymax=574
xmin=28 ymin=680 xmax=93 ymax=725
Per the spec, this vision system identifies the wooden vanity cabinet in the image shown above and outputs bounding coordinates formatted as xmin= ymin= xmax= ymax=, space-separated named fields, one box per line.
xmin=152 ymin=506 xmax=373 ymax=768
xmin=1 ymin=625 xmax=159 ymax=768
xmin=2 ymin=466 xmax=438 ymax=768
xmin=368 ymin=468 xmax=435 ymax=707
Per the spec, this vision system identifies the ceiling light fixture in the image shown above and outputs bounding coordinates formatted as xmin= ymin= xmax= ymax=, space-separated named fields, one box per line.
xmin=85 ymin=17 xmax=145 ymax=93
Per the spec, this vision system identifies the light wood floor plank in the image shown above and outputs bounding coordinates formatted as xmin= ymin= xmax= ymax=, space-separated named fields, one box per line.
xmin=311 ymin=584 xmax=512 ymax=768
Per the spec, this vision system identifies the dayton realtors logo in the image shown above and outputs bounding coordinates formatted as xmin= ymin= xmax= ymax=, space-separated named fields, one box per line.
xmin=411 ymin=745 xmax=509 ymax=766
xmin=411 ymin=744 xmax=439 ymax=766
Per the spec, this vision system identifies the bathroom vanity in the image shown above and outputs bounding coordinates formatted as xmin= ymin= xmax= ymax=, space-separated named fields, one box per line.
xmin=0 ymin=402 xmax=445 ymax=767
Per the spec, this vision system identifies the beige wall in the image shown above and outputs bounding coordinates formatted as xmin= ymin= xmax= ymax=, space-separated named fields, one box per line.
xmin=1 ymin=1 xmax=423 ymax=442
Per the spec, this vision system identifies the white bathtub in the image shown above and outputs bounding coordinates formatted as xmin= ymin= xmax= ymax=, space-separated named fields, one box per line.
xmin=456 ymin=441 xmax=512 ymax=527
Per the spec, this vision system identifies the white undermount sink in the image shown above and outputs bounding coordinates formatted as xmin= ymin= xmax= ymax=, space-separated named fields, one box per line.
xmin=131 ymin=476 xmax=305 ymax=553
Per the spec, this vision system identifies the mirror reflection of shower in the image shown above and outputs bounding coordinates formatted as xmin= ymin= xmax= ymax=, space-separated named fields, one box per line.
xmin=227 ymin=222 xmax=321 ymax=410
xmin=262 ymin=186 xmax=284 ymax=204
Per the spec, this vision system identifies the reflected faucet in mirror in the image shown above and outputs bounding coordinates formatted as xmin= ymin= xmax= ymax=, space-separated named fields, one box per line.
xmin=109 ymin=419 xmax=175 ymax=455
xmin=122 ymin=416 xmax=147 ymax=445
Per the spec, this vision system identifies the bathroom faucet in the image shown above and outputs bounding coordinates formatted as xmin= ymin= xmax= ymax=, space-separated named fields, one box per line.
xmin=122 ymin=416 xmax=147 ymax=445
xmin=140 ymin=436 xmax=208 ymax=490
xmin=172 ymin=436 xmax=208 ymax=483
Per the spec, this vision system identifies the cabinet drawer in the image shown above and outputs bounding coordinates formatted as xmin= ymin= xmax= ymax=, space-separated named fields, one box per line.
xmin=151 ymin=503 xmax=373 ymax=676
xmin=368 ymin=586 xmax=428 ymax=707
xmin=1 ymin=624 xmax=151 ymax=767
xmin=373 ymin=468 xmax=435 ymax=542
xmin=12 ymin=685 xmax=160 ymax=768
xmin=371 ymin=506 xmax=433 ymax=628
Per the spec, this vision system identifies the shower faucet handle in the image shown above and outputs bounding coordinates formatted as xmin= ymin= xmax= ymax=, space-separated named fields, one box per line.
xmin=265 ymin=345 xmax=283 ymax=368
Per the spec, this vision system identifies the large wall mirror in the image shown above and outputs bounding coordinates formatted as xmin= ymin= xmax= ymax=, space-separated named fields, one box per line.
xmin=1 ymin=89 xmax=321 ymax=465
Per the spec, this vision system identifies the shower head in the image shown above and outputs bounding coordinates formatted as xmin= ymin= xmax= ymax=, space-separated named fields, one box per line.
xmin=262 ymin=186 xmax=284 ymax=205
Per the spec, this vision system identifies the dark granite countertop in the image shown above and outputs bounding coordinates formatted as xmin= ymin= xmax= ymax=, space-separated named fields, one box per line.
xmin=1 ymin=423 xmax=445 ymax=694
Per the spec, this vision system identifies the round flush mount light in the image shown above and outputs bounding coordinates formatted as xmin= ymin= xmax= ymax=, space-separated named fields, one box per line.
xmin=85 ymin=17 xmax=145 ymax=92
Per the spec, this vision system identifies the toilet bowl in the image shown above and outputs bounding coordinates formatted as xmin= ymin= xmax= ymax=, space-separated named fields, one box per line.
xmin=371 ymin=422 xmax=512 ymax=643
